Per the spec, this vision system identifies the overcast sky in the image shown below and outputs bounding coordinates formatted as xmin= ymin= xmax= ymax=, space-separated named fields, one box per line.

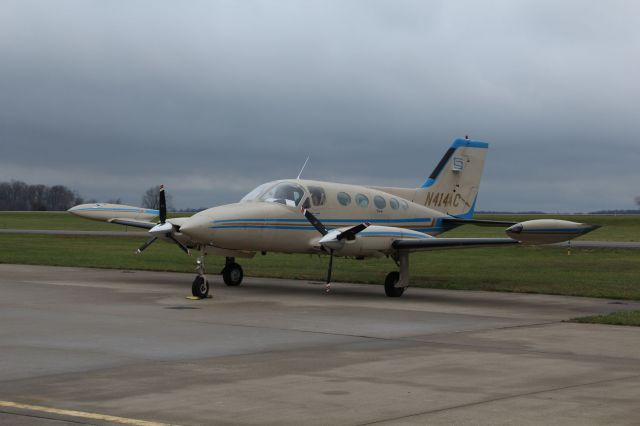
xmin=1 ymin=0 xmax=638 ymax=211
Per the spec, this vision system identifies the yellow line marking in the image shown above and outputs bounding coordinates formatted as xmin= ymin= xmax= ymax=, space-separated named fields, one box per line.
xmin=0 ymin=400 xmax=175 ymax=426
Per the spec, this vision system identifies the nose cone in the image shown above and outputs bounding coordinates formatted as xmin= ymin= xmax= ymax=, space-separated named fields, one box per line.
xmin=179 ymin=212 xmax=213 ymax=242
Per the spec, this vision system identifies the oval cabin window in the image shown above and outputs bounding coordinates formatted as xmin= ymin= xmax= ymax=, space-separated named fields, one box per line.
xmin=337 ymin=192 xmax=351 ymax=206
xmin=355 ymin=193 xmax=369 ymax=208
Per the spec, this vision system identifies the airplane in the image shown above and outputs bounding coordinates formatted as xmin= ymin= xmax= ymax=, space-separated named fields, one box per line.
xmin=68 ymin=138 xmax=599 ymax=298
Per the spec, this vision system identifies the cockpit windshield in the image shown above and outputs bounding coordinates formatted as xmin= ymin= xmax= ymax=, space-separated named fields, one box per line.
xmin=240 ymin=181 xmax=307 ymax=207
xmin=258 ymin=182 xmax=306 ymax=206
xmin=240 ymin=183 xmax=271 ymax=203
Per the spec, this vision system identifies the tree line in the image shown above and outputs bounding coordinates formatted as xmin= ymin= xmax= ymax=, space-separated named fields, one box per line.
xmin=0 ymin=181 xmax=173 ymax=212
xmin=0 ymin=180 xmax=84 ymax=211
xmin=3 ymin=179 xmax=639 ymax=212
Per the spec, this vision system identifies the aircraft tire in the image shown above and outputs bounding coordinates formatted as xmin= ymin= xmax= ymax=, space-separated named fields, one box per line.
xmin=192 ymin=276 xmax=209 ymax=298
xmin=223 ymin=263 xmax=243 ymax=286
xmin=384 ymin=271 xmax=405 ymax=297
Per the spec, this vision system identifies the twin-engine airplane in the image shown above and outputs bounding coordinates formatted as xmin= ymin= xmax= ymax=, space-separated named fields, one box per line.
xmin=69 ymin=138 xmax=598 ymax=298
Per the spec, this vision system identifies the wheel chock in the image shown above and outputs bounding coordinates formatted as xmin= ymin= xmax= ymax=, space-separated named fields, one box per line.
xmin=185 ymin=295 xmax=213 ymax=300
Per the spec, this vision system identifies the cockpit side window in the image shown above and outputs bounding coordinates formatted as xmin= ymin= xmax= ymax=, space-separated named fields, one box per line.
xmin=307 ymin=186 xmax=326 ymax=206
xmin=258 ymin=182 xmax=306 ymax=206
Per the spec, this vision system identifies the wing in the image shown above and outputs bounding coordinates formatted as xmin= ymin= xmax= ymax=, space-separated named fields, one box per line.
xmin=392 ymin=237 xmax=519 ymax=252
xmin=108 ymin=218 xmax=156 ymax=229
xmin=441 ymin=218 xmax=517 ymax=227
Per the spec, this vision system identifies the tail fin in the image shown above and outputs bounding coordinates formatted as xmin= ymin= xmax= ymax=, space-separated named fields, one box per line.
xmin=414 ymin=138 xmax=488 ymax=218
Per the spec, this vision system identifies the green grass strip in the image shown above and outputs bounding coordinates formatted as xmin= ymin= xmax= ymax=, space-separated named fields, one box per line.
xmin=571 ymin=310 xmax=640 ymax=326
xmin=1 ymin=234 xmax=639 ymax=300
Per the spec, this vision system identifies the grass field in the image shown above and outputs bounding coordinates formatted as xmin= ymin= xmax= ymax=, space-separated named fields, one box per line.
xmin=1 ymin=232 xmax=639 ymax=300
xmin=1 ymin=212 xmax=639 ymax=309
xmin=1 ymin=212 xmax=638 ymax=241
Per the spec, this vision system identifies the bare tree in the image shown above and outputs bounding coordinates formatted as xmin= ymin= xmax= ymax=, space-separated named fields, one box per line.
xmin=0 ymin=182 xmax=11 ymax=210
xmin=141 ymin=185 xmax=173 ymax=211
xmin=48 ymin=185 xmax=76 ymax=211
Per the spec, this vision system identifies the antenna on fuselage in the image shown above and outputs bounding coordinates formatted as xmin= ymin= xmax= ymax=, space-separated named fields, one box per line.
xmin=296 ymin=156 xmax=310 ymax=180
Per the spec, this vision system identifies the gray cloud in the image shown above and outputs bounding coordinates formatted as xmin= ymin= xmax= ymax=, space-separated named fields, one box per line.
xmin=1 ymin=0 xmax=638 ymax=211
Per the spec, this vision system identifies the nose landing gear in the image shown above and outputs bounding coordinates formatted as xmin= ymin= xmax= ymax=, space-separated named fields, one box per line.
xmin=191 ymin=254 xmax=210 ymax=298
xmin=190 ymin=255 xmax=244 ymax=299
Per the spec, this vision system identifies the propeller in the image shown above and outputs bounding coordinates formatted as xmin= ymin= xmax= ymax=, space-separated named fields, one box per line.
xmin=300 ymin=207 xmax=369 ymax=291
xmin=136 ymin=236 xmax=158 ymax=254
xmin=136 ymin=185 xmax=190 ymax=255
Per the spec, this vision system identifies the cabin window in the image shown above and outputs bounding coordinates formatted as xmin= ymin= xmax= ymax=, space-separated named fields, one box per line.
xmin=373 ymin=195 xmax=386 ymax=209
xmin=307 ymin=186 xmax=326 ymax=206
xmin=337 ymin=192 xmax=351 ymax=206
xmin=355 ymin=193 xmax=369 ymax=208
xmin=400 ymin=200 xmax=409 ymax=210
xmin=258 ymin=182 xmax=306 ymax=206
xmin=389 ymin=198 xmax=399 ymax=210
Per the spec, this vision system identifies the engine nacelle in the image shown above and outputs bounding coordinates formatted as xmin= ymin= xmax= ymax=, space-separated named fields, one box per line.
xmin=506 ymin=219 xmax=599 ymax=244
xmin=68 ymin=203 xmax=159 ymax=222
xmin=322 ymin=225 xmax=433 ymax=257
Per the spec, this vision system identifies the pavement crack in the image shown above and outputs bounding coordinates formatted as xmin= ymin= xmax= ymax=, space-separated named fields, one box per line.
xmin=0 ymin=409 xmax=93 ymax=425
xmin=356 ymin=373 xmax=640 ymax=425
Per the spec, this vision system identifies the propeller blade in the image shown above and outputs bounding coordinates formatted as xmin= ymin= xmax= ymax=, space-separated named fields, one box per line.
xmin=136 ymin=237 xmax=158 ymax=254
xmin=159 ymin=185 xmax=167 ymax=224
xmin=167 ymin=233 xmax=191 ymax=255
xmin=337 ymin=222 xmax=370 ymax=241
xmin=300 ymin=207 xmax=328 ymax=236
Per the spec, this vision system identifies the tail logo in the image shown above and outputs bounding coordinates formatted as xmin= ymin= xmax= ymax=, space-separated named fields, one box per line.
xmin=452 ymin=157 xmax=464 ymax=171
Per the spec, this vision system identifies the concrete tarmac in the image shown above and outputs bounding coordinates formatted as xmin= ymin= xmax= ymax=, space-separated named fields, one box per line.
xmin=1 ymin=264 xmax=639 ymax=425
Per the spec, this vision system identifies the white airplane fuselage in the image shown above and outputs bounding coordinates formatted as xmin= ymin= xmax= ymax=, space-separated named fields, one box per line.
xmin=178 ymin=179 xmax=449 ymax=256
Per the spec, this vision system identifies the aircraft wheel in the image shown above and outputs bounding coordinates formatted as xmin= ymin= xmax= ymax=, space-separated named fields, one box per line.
xmin=223 ymin=263 xmax=243 ymax=286
xmin=192 ymin=275 xmax=209 ymax=298
xmin=384 ymin=271 xmax=405 ymax=297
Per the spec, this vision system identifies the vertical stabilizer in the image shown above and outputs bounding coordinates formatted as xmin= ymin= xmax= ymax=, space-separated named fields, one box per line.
xmin=413 ymin=138 xmax=488 ymax=218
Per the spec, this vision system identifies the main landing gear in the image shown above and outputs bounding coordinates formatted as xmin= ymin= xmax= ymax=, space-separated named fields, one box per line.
xmin=221 ymin=257 xmax=243 ymax=286
xmin=385 ymin=251 xmax=410 ymax=298
xmin=191 ymin=256 xmax=244 ymax=298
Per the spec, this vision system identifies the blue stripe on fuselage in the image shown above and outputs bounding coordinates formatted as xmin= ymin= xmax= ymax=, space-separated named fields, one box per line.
xmin=208 ymin=224 xmax=436 ymax=237
xmin=208 ymin=224 xmax=443 ymax=234
xmin=210 ymin=217 xmax=434 ymax=224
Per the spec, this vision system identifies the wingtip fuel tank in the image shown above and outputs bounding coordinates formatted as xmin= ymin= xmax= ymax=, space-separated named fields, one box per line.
xmin=68 ymin=203 xmax=159 ymax=222
xmin=506 ymin=219 xmax=600 ymax=244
